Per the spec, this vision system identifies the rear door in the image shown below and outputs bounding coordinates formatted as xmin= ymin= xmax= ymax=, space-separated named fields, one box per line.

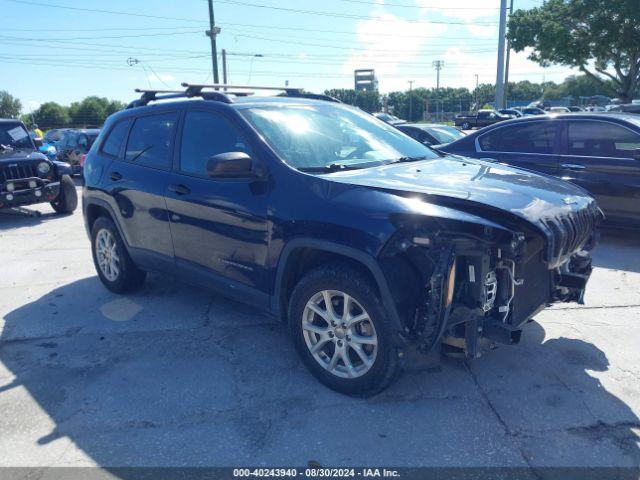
xmin=559 ymin=119 xmax=640 ymax=225
xmin=103 ymin=111 xmax=178 ymax=269
xmin=165 ymin=109 xmax=270 ymax=303
xmin=475 ymin=119 xmax=561 ymax=175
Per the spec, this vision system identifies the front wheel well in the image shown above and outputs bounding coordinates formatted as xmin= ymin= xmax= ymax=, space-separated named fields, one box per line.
xmin=278 ymin=247 xmax=380 ymax=322
xmin=85 ymin=203 xmax=114 ymax=232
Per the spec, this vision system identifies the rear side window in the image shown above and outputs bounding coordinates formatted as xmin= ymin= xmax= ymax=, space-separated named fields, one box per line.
xmin=567 ymin=121 xmax=640 ymax=159
xmin=101 ymin=121 xmax=130 ymax=157
xmin=479 ymin=122 xmax=557 ymax=154
xmin=125 ymin=112 xmax=177 ymax=169
xmin=179 ymin=110 xmax=253 ymax=175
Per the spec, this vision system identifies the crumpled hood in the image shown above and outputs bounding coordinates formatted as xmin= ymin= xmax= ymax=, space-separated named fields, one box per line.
xmin=324 ymin=155 xmax=596 ymax=224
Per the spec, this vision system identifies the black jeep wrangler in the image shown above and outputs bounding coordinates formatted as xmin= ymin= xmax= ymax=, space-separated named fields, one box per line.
xmin=0 ymin=119 xmax=77 ymax=214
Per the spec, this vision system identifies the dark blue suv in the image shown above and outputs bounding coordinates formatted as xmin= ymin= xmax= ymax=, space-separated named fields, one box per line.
xmin=83 ymin=84 xmax=601 ymax=395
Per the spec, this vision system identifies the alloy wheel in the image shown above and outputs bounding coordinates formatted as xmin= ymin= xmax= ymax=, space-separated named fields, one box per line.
xmin=95 ymin=229 xmax=120 ymax=282
xmin=302 ymin=290 xmax=378 ymax=379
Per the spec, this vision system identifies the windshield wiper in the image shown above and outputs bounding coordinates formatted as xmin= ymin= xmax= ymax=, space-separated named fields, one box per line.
xmin=299 ymin=163 xmax=360 ymax=173
xmin=392 ymin=155 xmax=428 ymax=163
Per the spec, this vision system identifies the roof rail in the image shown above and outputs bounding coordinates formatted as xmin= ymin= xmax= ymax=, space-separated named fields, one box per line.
xmin=126 ymin=87 xmax=235 ymax=109
xmin=181 ymin=83 xmax=341 ymax=103
xmin=126 ymin=84 xmax=340 ymax=109
xmin=181 ymin=83 xmax=303 ymax=95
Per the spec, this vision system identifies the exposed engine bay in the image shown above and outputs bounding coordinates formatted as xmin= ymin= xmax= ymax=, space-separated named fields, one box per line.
xmin=380 ymin=203 xmax=600 ymax=358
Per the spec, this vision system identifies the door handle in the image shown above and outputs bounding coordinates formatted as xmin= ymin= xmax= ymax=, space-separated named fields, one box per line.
xmin=168 ymin=184 xmax=191 ymax=195
xmin=561 ymin=163 xmax=586 ymax=170
xmin=110 ymin=171 xmax=123 ymax=181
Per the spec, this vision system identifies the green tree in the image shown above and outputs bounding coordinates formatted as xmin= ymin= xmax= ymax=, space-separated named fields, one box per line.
xmin=106 ymin=100 xmax=126 ymax=117
xmin=31 ymin=102 xmax=70 ymax=128
xmin=325 ymin=89 xmax=357 ymax=105
xmin=508 ymin=0 xmax=640 ymax=102
xmin=324 ymin=89 xmax=381 ymax=113
xmin=0 ymin=91 xmax=22 ymax=119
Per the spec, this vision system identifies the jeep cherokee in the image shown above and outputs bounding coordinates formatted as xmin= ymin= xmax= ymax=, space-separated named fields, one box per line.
xmin=82 ymin=85 xmax=601 ymax=395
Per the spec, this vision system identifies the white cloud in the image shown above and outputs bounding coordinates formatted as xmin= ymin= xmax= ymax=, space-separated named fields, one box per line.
xmin=417 ymin=0 xmax=500 ymax=21
xmin=26 ymin=100 xmax=41 ymax=113
xmin=342 ymin=12 xmax=448 ymax=91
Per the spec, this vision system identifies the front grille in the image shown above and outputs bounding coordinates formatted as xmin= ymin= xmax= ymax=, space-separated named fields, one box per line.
xmin=0 ymin=163 xmax=38 ymax=182
xmin=541 ymin=203 xmax=599 ymax=268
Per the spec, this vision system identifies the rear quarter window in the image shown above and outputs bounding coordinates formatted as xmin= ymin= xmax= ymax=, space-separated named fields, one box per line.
xmin=101 ymin=120 xmax=130 ymax=157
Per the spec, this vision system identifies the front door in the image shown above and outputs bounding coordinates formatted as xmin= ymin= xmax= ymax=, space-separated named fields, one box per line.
xmin=559 ymin=119 xmax=640 ymax=226
xmin=165 ymin=109 xmax=270 ymax=303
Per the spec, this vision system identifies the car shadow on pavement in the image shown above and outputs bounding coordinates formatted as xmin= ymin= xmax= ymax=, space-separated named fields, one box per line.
xmin=1 ymin=274 xmax=639 ymax=473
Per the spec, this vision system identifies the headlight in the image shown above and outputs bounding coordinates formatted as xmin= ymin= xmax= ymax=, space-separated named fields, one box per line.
xmin=37 ymin=162 xmax=51 ymax=175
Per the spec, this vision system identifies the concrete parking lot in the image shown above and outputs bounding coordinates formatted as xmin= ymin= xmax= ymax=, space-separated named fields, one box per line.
xmin=0 ymin=187 xmax=639 ymax=476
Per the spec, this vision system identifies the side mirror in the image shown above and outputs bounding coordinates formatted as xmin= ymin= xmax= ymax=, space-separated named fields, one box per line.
xmin=206 ymin=152 xmax=261 ymax=179
xmin=33 ymin=137 xmax=43 ymax=148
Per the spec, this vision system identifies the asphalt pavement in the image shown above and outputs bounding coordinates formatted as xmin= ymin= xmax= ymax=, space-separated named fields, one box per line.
xmin=0 ymin=189 xmax=639 ymax=477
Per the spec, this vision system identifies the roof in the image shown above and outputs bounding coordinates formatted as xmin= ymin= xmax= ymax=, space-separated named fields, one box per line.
xmin=0 ymin=118 xmax=23 ymax=124
xmin=465 ymin=112 xmax=640 ymax=133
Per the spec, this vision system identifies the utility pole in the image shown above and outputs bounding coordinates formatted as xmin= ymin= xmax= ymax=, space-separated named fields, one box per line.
xmin=474 ymin=73 xmax=479 ymax=110
xmin=432 ymin=60 xmax=444 ymax=89
xmin=495 ymin=0 xmax=508 ymax=109
xmin=222 ymin=49 xmax=228 ymax=85
xmin=206 ymin=0 xmax=220 ymax=84
xmin=408 ymin=80 xmax=414 ymax=121
xmin=503 ymin=0 xmax=514 ymax=107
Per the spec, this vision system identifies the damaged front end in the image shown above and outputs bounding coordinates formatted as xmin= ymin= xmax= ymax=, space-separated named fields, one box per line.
xmin=380 ymin=201 xmax=601 ymax=358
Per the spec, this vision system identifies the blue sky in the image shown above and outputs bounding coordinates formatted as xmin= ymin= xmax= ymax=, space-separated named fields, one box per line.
xmin=1 ymin=0 xmax=576 ymax=112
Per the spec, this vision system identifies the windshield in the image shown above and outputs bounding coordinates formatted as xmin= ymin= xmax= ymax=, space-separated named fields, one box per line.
xmin=425 ymin=126 xmax=465 ymax=144
xmin=0 ymin=123 xmax=33 ymax=150
xmin=241 ymin=104 xmax=436 ymax=172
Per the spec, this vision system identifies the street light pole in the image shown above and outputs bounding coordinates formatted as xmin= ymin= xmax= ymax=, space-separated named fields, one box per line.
xmin=503 ymin=0 xmax=515 ymax=107
xmin=495 ymin=0 xmax=508 ymax=109
xmin=222 ymin=49 xmax=227 ymax=85
xmin=475 ymin=73 xmax=479 ymax=110
xmin=408 ymin=80 xmax=414 ymax=121
xmin=206 ymin=0 xmax=220 ymax=84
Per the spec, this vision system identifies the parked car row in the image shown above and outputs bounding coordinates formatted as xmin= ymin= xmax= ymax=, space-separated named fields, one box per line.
xmin=30 ymin=127 xmax=100 ymax=175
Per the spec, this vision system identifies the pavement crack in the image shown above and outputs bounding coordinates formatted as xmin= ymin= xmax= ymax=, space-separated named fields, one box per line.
xmin=464 ymin=361 xmax=544 ymax=480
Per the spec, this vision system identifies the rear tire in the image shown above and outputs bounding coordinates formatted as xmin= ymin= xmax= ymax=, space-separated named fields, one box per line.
xmin=51 ymin=174 xmax=78 ymax=214
xmin=289 ymin=264 xmax=399 ymax=396
xmin=91 ymin=216 xmax=146 ymax=293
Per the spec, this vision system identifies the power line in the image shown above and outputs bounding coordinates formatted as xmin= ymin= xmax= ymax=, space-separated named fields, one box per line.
xmin=211 ymin=0 xmax=499 ymax=24
xmin=6 ymin=0 xmax=498 ymax=25
xmin=334 ymin=0 xmax=500 ymax=10
xmin=4 ymin=0 xmax=206 ymax=22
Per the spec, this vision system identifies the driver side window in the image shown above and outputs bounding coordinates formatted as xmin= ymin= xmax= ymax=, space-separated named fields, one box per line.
xmin=179 ymin=111 xmax=253 ymax=176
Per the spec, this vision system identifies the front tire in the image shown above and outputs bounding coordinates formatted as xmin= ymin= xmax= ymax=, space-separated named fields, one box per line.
xmin=50 ymin=174 xmax=78 ymax=214
xmin=91 ymin=216 xmax=146 ymax=293
xmin=289 ymin=264 xmax=399 ymax=396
